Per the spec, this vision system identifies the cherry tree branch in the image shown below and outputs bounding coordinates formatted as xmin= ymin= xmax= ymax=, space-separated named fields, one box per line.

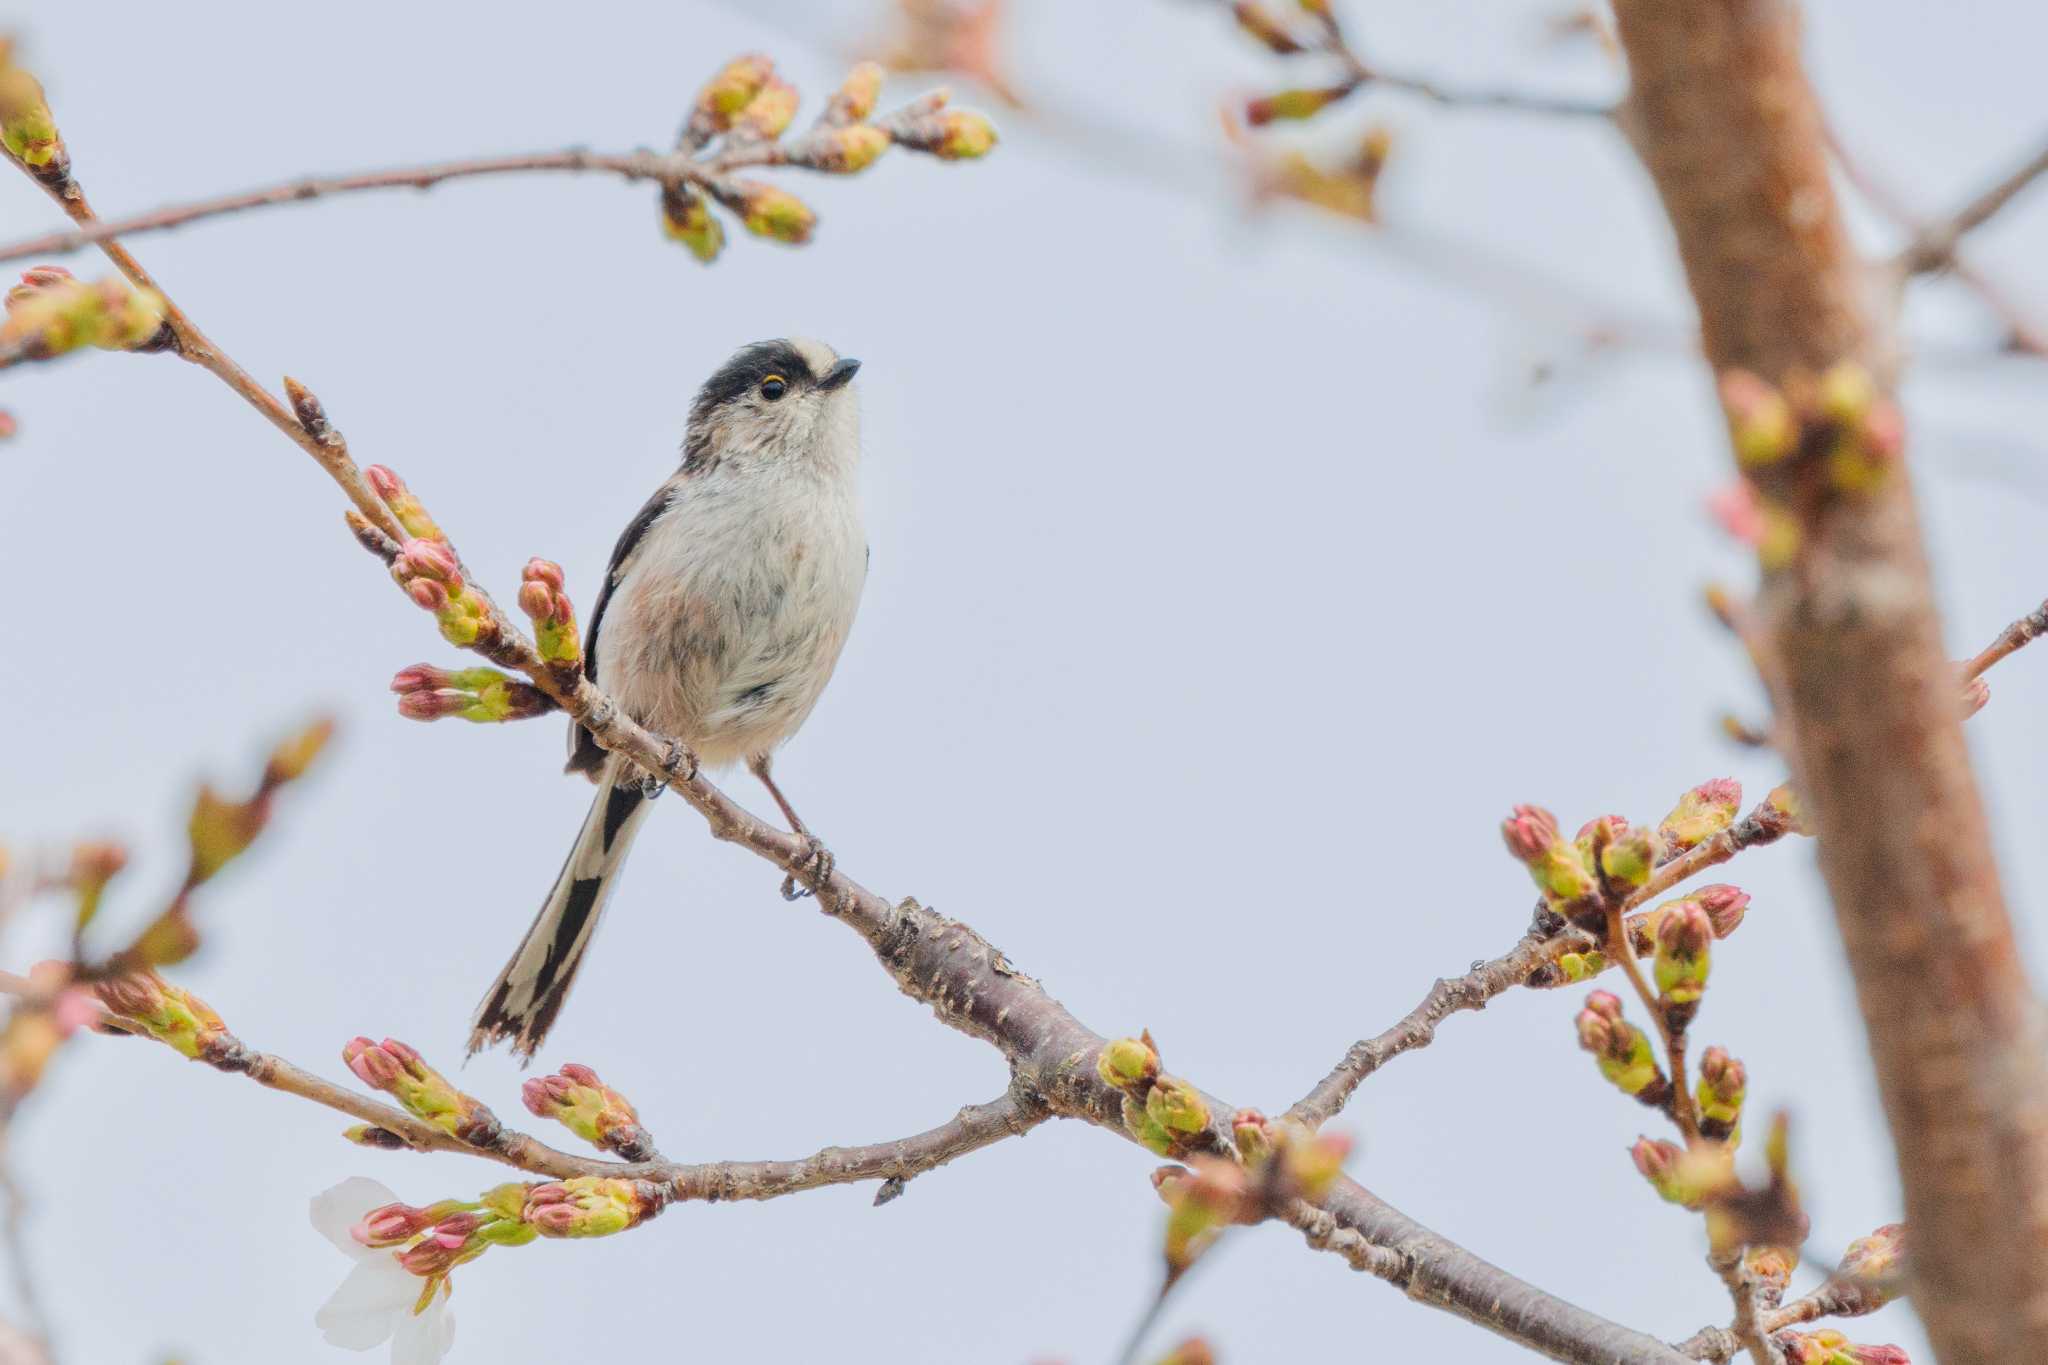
xmin=1288 ymin=798 xmax=1794 ymax=1129
xmin=1611 ymin=5 xmax=2048 ymax=1363
xmin=0 ymin=150 xmax=675 ymax=266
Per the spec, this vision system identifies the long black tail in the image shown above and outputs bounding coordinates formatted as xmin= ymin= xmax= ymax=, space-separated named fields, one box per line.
xmin=468 ymin=759 xmax=652 ymax=1061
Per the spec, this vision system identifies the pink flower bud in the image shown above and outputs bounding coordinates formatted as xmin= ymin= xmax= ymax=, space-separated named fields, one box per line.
xmin=1961 ymin=676 xmax=1990 ymax=718
xmin=353 ymin=1202 xmax=432 ymax=1248
xmin=395 ymin=539 xmax=460 ymax=587
xmin=1500 ymin=804 xmax=1559 ymax=862
xmin=1707 ymin=481 xmax=1764 ymax=547
xmin=406 ymin=578 xmax=448 ymax=611
xmin=1694 ymin=884 xmax=1751 ymax=938
xmin=398 ymin=1238 xmax=461 ymax=1277
xmin=520 ymin=1075 xmax=566 ymax=1117
xmin=517 ymin=579 xmax=553 ymax=621
xmin=1630 ymin=1135 xmax=1681 ymax=1183
xmin=429 ymin=1211 xmax=483 ymax=1248
xmin=343 ymin=1036 xmax=404 ymax=1088
xmin=1656 ymin=900 xmax=1712 ymax=959
xmin=396 ymin=689 xmax=462 ymax=721
xmin=365 ymin=465 xmax=403 ymax=500
xmin=390 ymin=663 xmax=453 ymax=694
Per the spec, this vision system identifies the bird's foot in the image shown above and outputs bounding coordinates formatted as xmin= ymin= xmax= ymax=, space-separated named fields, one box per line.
xmin=781 ymin=835 xmax=834 ymax=902
xmin=639 ymin=739 xmax=699 ymax=799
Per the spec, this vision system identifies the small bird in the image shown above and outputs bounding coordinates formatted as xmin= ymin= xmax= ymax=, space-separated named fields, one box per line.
xmin=469 ymin=338 xmax=867 ymax=1059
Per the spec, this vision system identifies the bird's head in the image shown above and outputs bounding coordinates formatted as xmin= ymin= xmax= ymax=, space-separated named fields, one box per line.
xmin=682 ymin=337 xmax=861 ymax=474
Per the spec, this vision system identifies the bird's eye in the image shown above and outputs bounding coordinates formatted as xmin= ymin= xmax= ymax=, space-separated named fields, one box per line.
xmin=760 ymin=375 xmax=788 ymax=401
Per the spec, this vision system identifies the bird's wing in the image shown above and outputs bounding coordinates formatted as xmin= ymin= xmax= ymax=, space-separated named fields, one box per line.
xmin=565 ymin=481 xmax=677 ymax=776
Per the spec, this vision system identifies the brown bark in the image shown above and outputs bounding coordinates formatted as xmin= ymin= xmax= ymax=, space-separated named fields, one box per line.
xmin=1611 ymin=3 xmax=2048 ymax=1360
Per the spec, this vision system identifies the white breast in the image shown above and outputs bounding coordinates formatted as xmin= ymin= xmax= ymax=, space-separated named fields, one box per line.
xmin=599 ymin=452 xmax=866 ymax=771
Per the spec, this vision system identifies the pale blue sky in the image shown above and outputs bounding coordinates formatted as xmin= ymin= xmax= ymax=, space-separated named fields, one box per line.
xmin=3 ymin=1 xmax=2045 ymax=1361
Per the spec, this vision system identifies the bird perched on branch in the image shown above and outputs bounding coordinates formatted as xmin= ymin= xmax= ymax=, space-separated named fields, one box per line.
xmin=470 ymin=338 xmax=866 ymax=1059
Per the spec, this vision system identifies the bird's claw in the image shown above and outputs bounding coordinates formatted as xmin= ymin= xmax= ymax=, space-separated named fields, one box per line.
xmin=781 ymin=835 xmax=834 ymax=902
xmin=639 ymin=740 xmax=698 ymax=799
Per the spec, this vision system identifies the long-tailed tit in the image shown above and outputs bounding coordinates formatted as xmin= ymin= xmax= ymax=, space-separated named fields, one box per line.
xmin=469 ymin=338 xmax=866 ymax=1059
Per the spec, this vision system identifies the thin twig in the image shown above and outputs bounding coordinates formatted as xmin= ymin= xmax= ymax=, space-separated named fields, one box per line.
xmin=1963 ymin=596 xmax=2048 ymax=680
xmin=1898 ymin=136 xmax=2048 ymax=277
xmin=1824 ymin=115 xmax=2048 ymax=357
xmin=0 ymin=149 xmax=675 ymax=267
xmin=1204 ymin=0 xmax=1612 ymax=120
xmin=171 ymin=1021 xmax=1049 ymax=1194
xmin=1288 ymin=798 xmax=1794 ymax=1128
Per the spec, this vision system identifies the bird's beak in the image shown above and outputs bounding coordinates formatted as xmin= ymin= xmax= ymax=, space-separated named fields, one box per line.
xmin=818 ymin=357 xmax=862 ymax=391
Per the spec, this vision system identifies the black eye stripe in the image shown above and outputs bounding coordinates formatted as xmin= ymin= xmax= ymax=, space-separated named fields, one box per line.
xmin=691 ymin=340 xmax=817 ymax=422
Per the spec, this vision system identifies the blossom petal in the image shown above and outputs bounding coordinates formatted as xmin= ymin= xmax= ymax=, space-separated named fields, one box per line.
xmin=391 ymin=1287 xmax=456 ymax=1365
xmin=315 ymin=1255 xmax=413 ymax=1350
xmin=312 ymin=1177 xmax=402 ymax=1259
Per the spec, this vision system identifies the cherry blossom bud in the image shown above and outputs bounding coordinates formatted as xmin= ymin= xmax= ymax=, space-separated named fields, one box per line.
xmin=522 ymin=1176 xmax=661 ymax=1238
xmin=1961 ymin=675 xmax=1990 ymax=719
xmin=1231 ymin=1108 xmax=1273 ymax=1164
xmin=1097 ymin=1035 xmax=1162 ymax=1094
xmin=363 ymin=465 xmax=444 ymax=543
xmin=659 ymin=184 xmax=725 ymax=263
xmin=521 ymin=1063 xmax=655 ymax=1160
xmin=351 ymin=1198 xmax=473 ymax=1249
xmin=1695 ymin=1046 xmax=1746 ymax=1141
xmin=1817 ymin=362 xmax=1876 ymax=428
xmin=805 ymin=124 xmax=892 ymax=174
xmin=93 ymin=970 xmax=227 ymax=1059
xmin=1247 ymin=83 xmax=1357 ymax=125
xmin=1764 ymin=783 xmax=1812 ymax=837
xmin=186 ymin=783 xmax=267 ymax=888
xmin=392 ymin=664 xmax=551 ymax=724
xmin=1653 ymin=899 xmax=1713 ymax=1028
xmin=1 ymin=273 xmax=166 ymax=357
xmin=391 ymin=537 xmax=489 ymax=646
xmin=722 ymin=181 xmax=816 ymax=244
xmin=1720 ymin=370 xmax=1797 ymax=468
xmin=822 ymin=62 xmax=884 ymax=126
xmin=1282 ymin=1130 xmax=1351 ymax=1201
xmin=1145 ymin=1077 xmax=1212 ymax=1138
xmin=691 ymin=55 xmax=775 ymax=136
xmin=1503 ymin=805 xmax=1599 ymax=917
xmin=1775 ymin=1329 xmax=1911 ymax=1365
xmin=889 ymin=110 xmax=999 ymax=160
xmin=1599 ymin=825 xmax=1661 ymax=892
xmin=1152 ymin=1338 xmax=1218 ymax=1365
xmin=342 ymin=1037 xmax=492 ymax=1141
xmin=264 ymin=717 xmax=335 ymax=785
xmin=1556 ymin=949 xmax=1606 ymax=983
xmin=1658 ymin=778 xmax=1742 ymax=852
xmin=0 ymin=64 xmax=66 ymax=179
xmin=1576 ymin=992 xmax=1669 ymax=1106
xmin=1828 ymin=1223 xmax=1906 ymax=1314
xmin=1123 ymin=1094 xmax=1179 ymax=1156
xmin=732 ymin=77 xmax=799 ymax=141
xmin=1162 ymin=1159 xmax=1248 ymax=1274
xmin=1233 ymin=1 xmax=1304 ymax=52
xmin=1747 ymin=1244 xmax=1798 ymax=1303
xmin=1694 ymin=884 xmax=1751 ymax=938
xmin=518 ymin=558 xmax=581 ymax=667
xmin=1630 ymin=1137 xmax=1688 ymax=1204
xmin=66 ymin=840 xmax=127 ymax=932
xmin=1501 ymin=804 xmax=1560 ymax=861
